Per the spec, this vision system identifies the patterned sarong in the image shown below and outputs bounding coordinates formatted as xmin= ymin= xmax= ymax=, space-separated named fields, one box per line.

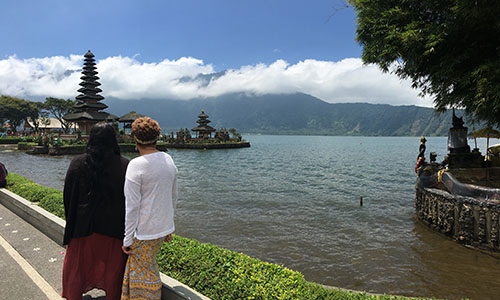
xmin=121 ymin=237 xmax=164 ymax=300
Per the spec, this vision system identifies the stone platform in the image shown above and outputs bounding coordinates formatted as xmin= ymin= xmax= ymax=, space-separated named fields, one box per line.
xmin=415 ymin=185 xmax=500 ymax=252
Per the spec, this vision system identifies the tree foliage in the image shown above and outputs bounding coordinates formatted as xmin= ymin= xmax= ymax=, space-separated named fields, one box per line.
xmin=0 ymin=95 xmax=40 ymax=132
xmin=349 ymin=0 xmax=500 ymax=126
xmin=30 ymin=102 xmax=50 ymax=133
xmin=44 ymin=97 xmax=76 ymax=133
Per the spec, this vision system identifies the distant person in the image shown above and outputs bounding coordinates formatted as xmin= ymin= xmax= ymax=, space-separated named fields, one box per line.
xmin=121 ymin=117 xmax=178 ymax=300
xmin=418 ymin=136 xmax=427 ymax=159
xmin=62 ymin=123 xmax=129 ymax=300
xmin=0 ymin=162 xmax=7 ymax=188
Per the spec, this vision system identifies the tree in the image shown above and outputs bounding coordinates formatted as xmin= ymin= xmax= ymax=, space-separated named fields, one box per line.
xmin=229 ymin=128 xmax=242 ymax=141
xmin=0 ymin=95 xmax=39 ymax=133
xmin=349 ymin=0 xmax=500 ymax=126
xmin=29 ymin=102 xmax=50 ymax=133
xmin=44 ymin=97 xmax=76 ymax=133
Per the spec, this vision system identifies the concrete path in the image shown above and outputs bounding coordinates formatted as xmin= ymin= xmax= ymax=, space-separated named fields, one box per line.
xmin=0 ymin=203 xmax=104 ymax=300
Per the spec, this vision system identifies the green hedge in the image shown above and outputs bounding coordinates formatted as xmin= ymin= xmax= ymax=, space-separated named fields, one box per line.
xmin=0 ymin=137 xmax=34 ymax=144
xmin=18 ymin=142 xmax=38 ymax=150
xmin=39 ymin=192 xmax=65 ymax=219
xmin=0 ymin=137 xmax=23 ymax=144
xmin=6 ymin=173 xmax=61 ymax=203
xmin=4 ymin=173 xmax=436 ymax=300
xmin=158 ymin=237 xmax=430 ymax=300
xmin=57 ymin=144 xmax=86 ymax=148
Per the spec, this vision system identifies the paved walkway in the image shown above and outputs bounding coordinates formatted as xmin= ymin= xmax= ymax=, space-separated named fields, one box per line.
xmin=0 ymin=203 xmax=104 ymax=299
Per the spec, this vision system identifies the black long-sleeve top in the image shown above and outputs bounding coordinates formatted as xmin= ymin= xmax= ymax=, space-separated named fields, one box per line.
xmin=63 ymin=153 xmax=129 ymax=245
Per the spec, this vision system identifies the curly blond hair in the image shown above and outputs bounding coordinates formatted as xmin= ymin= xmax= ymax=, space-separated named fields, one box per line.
xmin=131 ymin=117 xmax=161 ymax=145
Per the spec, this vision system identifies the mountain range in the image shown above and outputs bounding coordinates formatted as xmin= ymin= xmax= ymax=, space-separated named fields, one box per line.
xmin=104 ymin=93 xmax=455 ymax=136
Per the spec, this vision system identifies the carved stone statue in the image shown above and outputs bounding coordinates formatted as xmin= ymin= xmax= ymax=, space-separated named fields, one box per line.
xmin=448 ymin=109 xmax=470 ymax=153
xmin=451 ymin=108 xmax=465 ymax=129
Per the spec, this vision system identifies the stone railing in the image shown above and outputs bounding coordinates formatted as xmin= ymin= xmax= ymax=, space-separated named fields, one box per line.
xmin=415 ymin=185 xmax=500 ymax=251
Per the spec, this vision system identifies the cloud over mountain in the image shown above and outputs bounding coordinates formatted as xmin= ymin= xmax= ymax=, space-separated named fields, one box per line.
xmin=0 ymin=54 xmax=432 ymax=107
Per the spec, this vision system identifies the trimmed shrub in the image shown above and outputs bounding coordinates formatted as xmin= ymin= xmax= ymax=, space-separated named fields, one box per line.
xmin=157 ymin=236 xmax=430 ymax=300
xmin=58 ymin=144 xmax=86 ymax=149
xmin=158 ymin=236 xmax=306 ymax=299
xmin=6 ymin=173 xmax=32 ymax=187
xmin=6 ymin=174 xmax=60 ymax=203
xmin=17 ymin=142 xmax=38 ymax=150
xmin=0 ymin=137 xmax=34 ymax=144
xmin=39 ymin=193 xmax=65 ymax=219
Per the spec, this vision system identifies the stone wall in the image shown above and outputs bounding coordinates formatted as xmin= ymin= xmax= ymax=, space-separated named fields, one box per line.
xmin=415 ymin=186 xmax=500 ymax=251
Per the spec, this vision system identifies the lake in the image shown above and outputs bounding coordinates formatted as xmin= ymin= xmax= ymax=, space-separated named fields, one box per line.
xmin=1 ymin=135 xmax=500 ymax=300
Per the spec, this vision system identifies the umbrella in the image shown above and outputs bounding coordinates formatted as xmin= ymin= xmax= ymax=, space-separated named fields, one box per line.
xmin=471 ymin=127 xmax=500 ymax=156
xmin=471 ymin=127 xmax=500 ymax=181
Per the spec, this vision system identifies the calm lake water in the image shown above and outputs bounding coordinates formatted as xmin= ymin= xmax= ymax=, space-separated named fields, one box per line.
xmin=1 ymin=135 xmax=500 ymax=300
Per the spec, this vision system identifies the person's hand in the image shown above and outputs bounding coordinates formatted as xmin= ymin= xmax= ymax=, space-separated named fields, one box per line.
xmin=164 ymin=234 xmax=172 ymax=243
xmin=122 ymin=245 xmax=133 ymax=255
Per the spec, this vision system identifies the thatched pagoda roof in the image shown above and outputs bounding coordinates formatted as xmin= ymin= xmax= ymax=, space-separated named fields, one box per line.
xmin=63 ymin=111 xmax=114 ymax=122
xmin=74 ymin=101 xmax=108 ymax=110
xmin=191 ymin=125 xmax=215 ymax=132
xmin=118 ymin=111 xmax=145 ymax=123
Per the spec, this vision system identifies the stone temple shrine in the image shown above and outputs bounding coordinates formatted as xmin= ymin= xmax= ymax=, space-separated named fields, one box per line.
xmin=63 ymin=50 xmax=116 ymax=133
xmin=191 ymin=110 xmax=216 ymax=139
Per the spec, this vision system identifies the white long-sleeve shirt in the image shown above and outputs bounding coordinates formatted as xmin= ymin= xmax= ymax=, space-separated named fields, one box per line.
xmin=123 ymin=151 xmax=178 ymax=247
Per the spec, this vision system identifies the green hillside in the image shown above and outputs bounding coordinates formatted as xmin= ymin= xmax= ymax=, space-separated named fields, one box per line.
xmin=106 ymin=93 xmax=456 ymax=136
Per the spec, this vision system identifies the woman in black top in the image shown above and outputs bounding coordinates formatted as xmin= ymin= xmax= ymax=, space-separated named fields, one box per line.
xmin=62 ymin=123 xmax=129 ymax=300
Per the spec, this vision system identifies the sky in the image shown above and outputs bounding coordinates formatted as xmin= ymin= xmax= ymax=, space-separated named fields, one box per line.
xmin=0 ymin=0 xmax=433 ymax=107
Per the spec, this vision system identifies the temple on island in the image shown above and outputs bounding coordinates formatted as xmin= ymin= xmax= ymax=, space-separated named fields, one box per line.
xmin=191 ymin=110 xmax=216 ymax=139
xmin=165 ymin=110 xmax=250 ymax=149
xmin=63 ymin=50 xmax=116 ymax=133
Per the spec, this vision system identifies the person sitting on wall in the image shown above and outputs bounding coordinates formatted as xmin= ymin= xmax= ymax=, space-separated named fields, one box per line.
xmin=0 ymin=162 xmax=7 ymax=188
xmin=415 ymin=155 xmax=426 ymax=175
xmin=417 ymin=165 xmax=440 ymax=188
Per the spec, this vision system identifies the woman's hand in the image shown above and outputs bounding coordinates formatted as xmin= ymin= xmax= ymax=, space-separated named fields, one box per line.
xmin=164 ymin=234 xmax=172 ymax=243
xmin=121 ymin=245 xmax=133 ymax=255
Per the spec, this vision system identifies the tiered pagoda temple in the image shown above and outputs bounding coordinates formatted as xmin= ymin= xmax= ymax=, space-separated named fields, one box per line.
xmin=63 ymin=50 xmax=115 ymax=133
xmin=191 ymin=110 xmax=216 ymax=139
xmin=165 ymin=110 xmax=250 ymax=149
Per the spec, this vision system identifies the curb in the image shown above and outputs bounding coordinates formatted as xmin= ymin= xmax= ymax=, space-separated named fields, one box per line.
xmin=0 ymin=188 xmax=211 ymax=300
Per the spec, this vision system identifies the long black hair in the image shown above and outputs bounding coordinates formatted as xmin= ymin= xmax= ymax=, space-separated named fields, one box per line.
xmin=85 ymin=122 xmax=120 ymax=201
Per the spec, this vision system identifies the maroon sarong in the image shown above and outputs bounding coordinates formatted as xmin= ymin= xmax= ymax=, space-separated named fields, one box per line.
xmin=62 ymin=233 xmax=127 ymax=300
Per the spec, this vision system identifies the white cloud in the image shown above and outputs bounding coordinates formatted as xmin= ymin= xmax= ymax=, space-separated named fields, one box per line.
xmin=0 ymin=54 xmax=433 ymax=107
xmin=0 ymin=54 xmax=82 ymax=98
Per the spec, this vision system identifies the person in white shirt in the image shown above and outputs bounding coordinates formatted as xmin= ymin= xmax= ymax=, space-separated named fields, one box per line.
xmin=121 ymin=117 xmax=178 ymax=300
